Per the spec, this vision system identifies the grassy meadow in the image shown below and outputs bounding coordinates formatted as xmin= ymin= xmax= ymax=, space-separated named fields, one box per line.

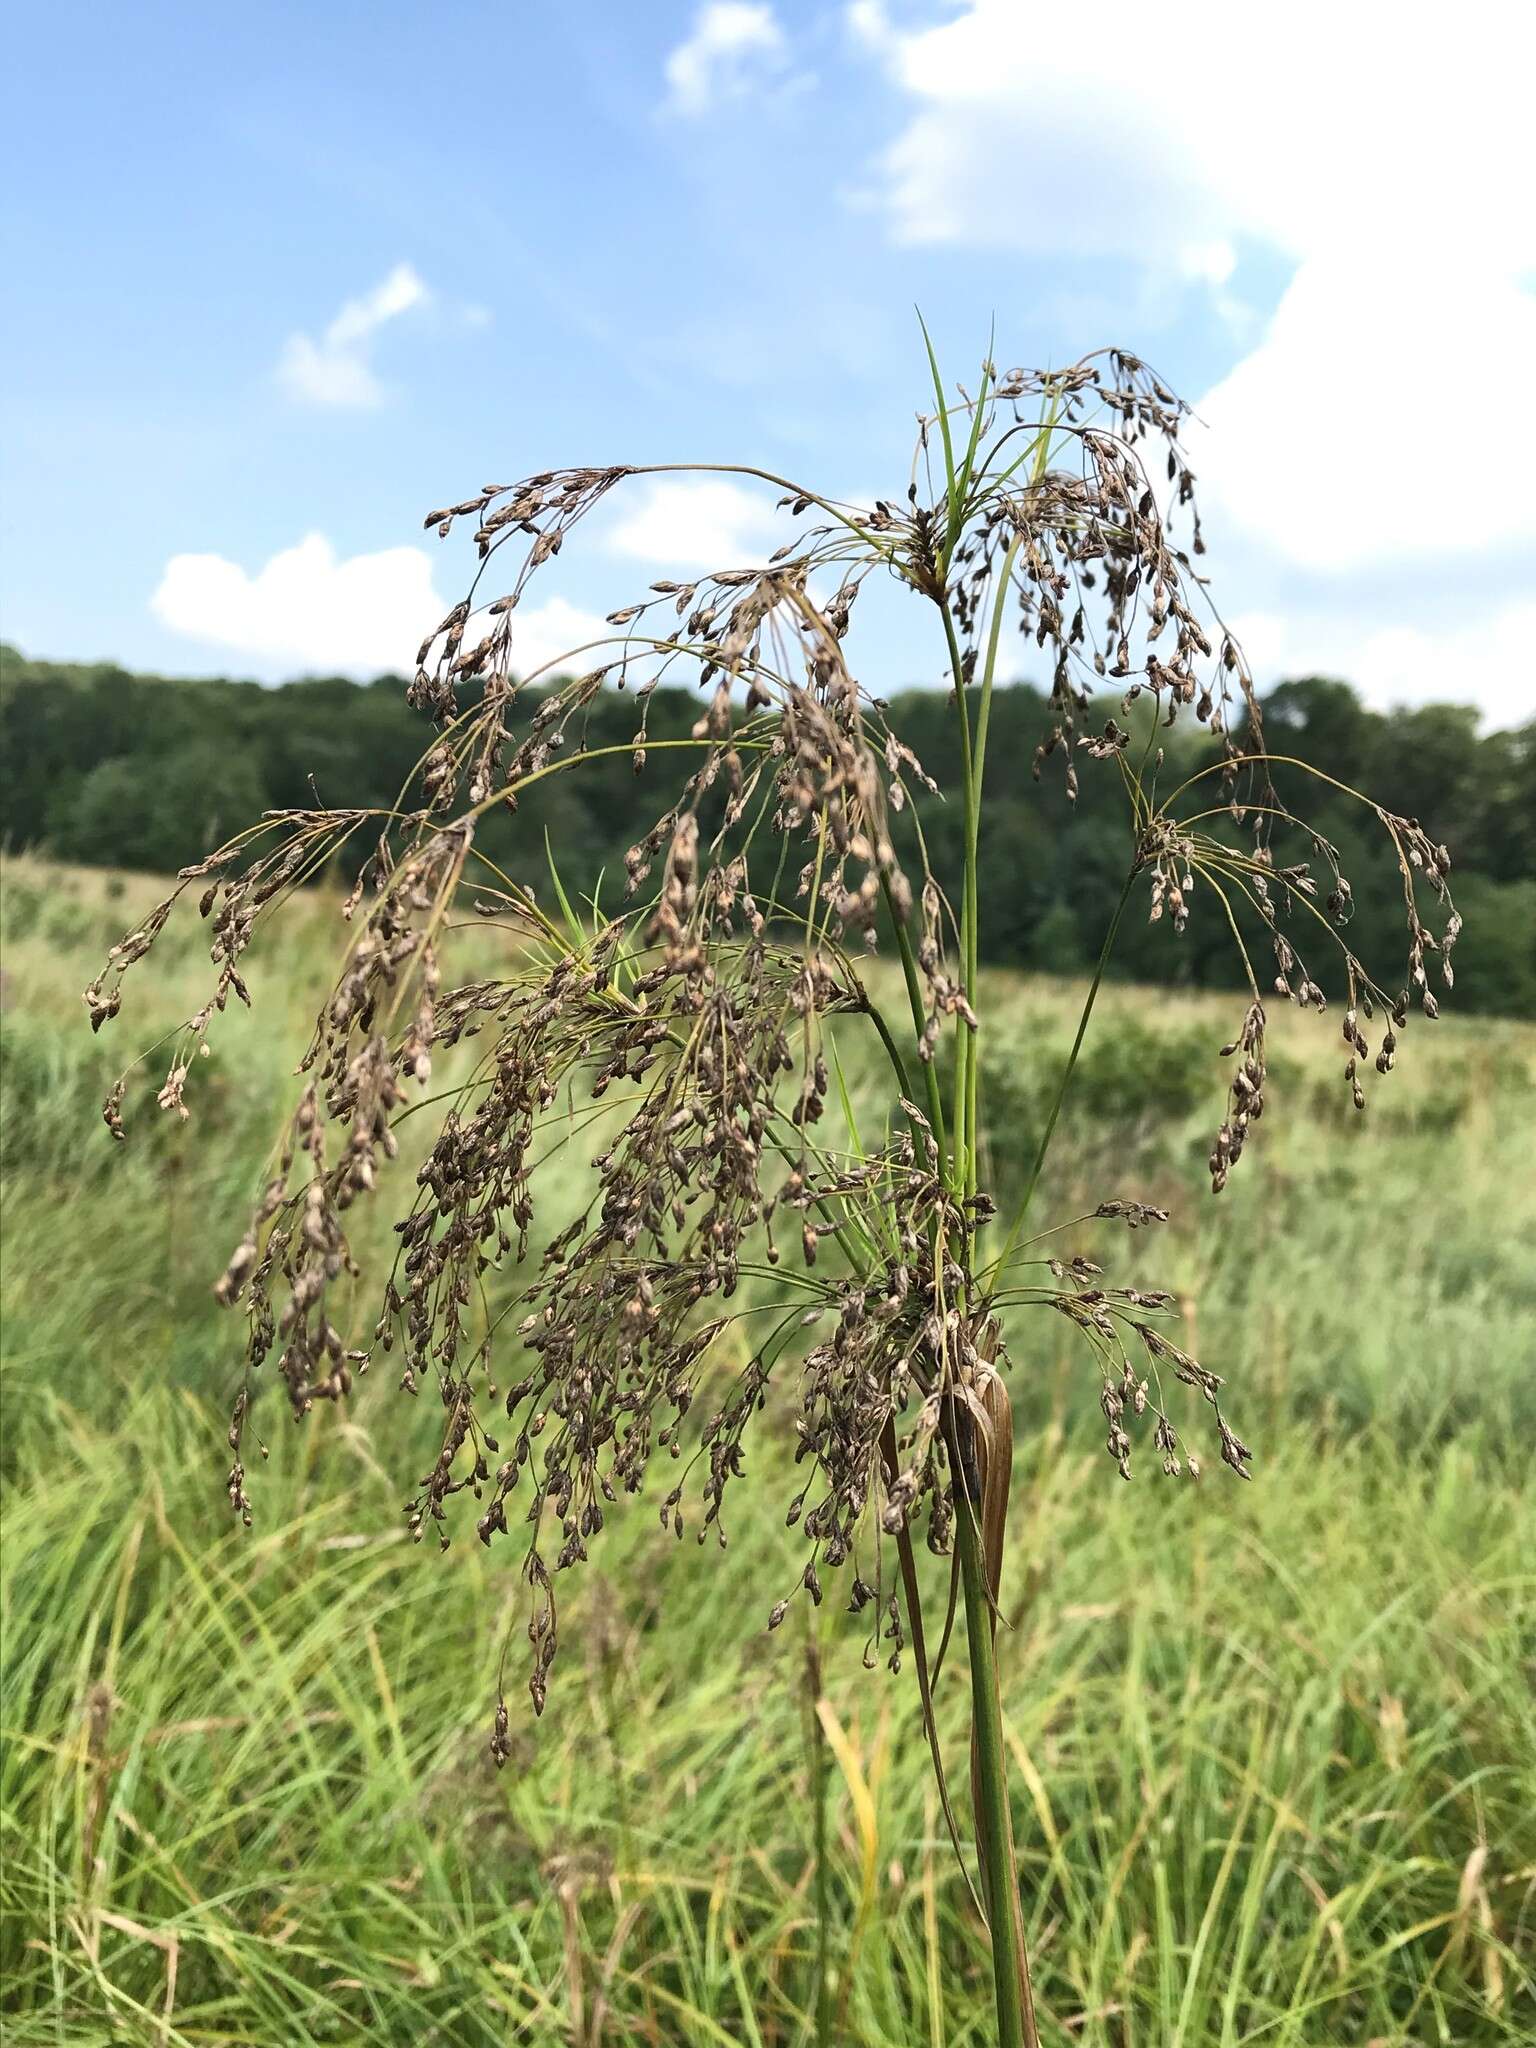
xmin=2 ymin=854 xmax=1534 ymax=2045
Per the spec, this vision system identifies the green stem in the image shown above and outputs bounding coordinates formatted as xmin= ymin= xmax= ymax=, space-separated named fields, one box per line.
xmin=945 ymin=556 xmax=1039 ymax=2048
xmin=964 ymin=536 xmax=1025 ymax=1203
xmin=983 ymin=865 xmax=1137 ymax=1289
xmin=940 ymin=601 xmax=978 ymax=1196
xmin=807 ymin=1642 xmax=832 ymax=2048
xmin=970 ymin=537 xmax=1023 ymax=829
xmin=881 ymin=872 xmax=949 ymax=1167
xmin=954 ymin=1469 xmax=1033 ymax=2048
xmin=860 ymin=993 xmax=915 ymax=1107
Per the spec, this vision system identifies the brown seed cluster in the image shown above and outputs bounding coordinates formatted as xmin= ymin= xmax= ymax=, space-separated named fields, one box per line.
xmin=1133 ymin=788 xmax=1458 ymax=1191
xmin=85 ymin=347 xmax=1458 ymax=1732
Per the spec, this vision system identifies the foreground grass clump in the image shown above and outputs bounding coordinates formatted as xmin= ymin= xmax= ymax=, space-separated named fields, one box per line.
xmin=3 ymin=858 xmax=1533 ymax=2044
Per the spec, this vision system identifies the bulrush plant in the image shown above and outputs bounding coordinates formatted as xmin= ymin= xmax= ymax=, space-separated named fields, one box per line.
xmin=88 ymin=341 xmax=1459 ymax=2046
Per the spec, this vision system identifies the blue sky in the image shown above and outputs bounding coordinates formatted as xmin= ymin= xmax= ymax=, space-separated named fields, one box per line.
xmin=5 ymin=1 xmax=1533 ymax=723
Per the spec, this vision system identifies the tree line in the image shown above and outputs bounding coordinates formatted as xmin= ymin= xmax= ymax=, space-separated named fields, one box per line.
xmin=3 ymin=646 xmax=1532 ymax=1015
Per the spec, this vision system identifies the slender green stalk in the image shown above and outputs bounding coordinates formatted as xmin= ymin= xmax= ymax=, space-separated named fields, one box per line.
xmin=963 ymin=536 xmax=1025 ymax=1202
xmin=881 ymin=872 xmax=949 ymax=1166
xmin=970 ymin=539 xmax=1022 ymax=816
xmin=805 ymin=1640 xmax=832 ymax=2048
xmin=983 ymin=865 xmax=1137 ymax=1288
xmin=940 ymin=600 xmax=979 ymax=1196
xmin=859 ymin=991 xmax=915 ymax=1107
xmin=940 ymin=498 xmax=1045 ymax=2048
xmin=954 ymin=1473 xmax=1033 ymax=2048
xmin=917 ymin=311 xmax=961 ymax=568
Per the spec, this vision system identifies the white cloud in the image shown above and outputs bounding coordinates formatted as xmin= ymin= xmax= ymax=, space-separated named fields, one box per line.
xmin=497 ymin=594 xmax=614 ymax=680
xmin=1231 ymin=601 xmax=1536 ymax=727
xmin=850 ymin=2 xmax=1533 ymax=273
xmin=1191 ymin=257 xmax=1536 ymax=573
xmin=849 ymin=1 xmax=1250 ymax=273
xmin=151 ymin=533 xmax=607 ymax=680
xmin=153 ymin=533 xmax=441 ymax=672
xmin=850 ymin=1 xmax=1536 ymax=717
xmin=606 ymin=477 xmax=783 ymax=569
xmin=665 ymin=3 xmax=784 ymax=115
xmin=275 ymin=263 xmax=429 ymax=408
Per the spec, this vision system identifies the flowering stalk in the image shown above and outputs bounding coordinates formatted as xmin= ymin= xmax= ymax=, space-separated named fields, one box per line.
xmin=954 ymin=1465 xmax=1036 ymax=2047
xmin=86 ymin=338 xmax=1459 ymax=2045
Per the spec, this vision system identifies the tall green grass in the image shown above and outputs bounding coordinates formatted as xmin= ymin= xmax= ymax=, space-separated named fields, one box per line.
xmin=3 ymin=858 xmax=1533 ymax=2044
